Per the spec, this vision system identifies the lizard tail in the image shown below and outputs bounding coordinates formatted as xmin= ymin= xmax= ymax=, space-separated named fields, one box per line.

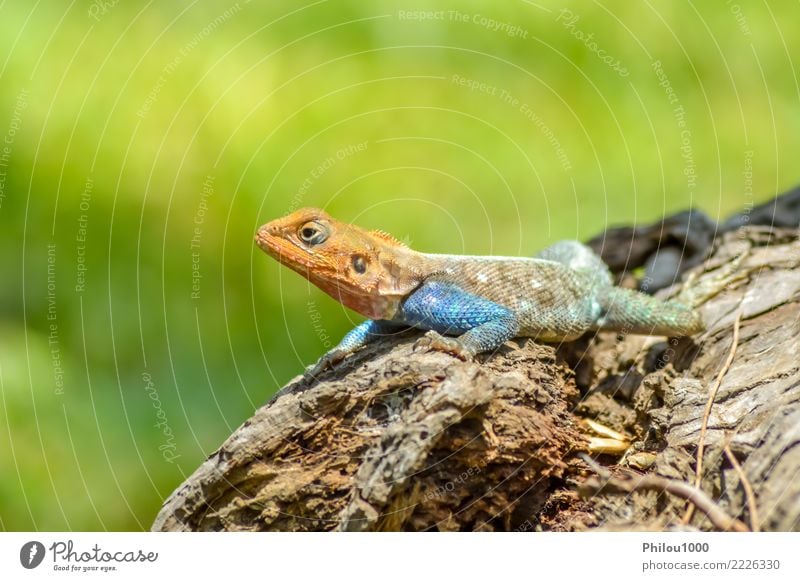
xmin=594 ymin=286 xmax=705 ymax=337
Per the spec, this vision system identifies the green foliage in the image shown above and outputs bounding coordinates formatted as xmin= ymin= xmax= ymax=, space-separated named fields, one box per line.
xmin=0 ymin=0 xmax=797 ymax=530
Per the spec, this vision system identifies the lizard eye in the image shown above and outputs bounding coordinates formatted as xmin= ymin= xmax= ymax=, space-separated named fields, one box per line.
xmin=351 ymin=254 xmax=367 ymax=274
xmin=297 ymin=221 xmax=328 ymax=245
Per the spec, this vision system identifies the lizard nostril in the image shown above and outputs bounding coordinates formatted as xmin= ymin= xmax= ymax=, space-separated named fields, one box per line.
xmin=255 ymin=226 xmax=274 ymax=246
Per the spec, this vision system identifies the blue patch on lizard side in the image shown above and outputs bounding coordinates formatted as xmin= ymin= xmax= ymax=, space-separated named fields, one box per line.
xmin=395 ymin=280 xmax=513 ymax=335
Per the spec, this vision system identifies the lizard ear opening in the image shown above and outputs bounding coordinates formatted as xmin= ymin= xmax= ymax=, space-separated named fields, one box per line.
xmin=351 ymin=254 xmax=367 ymax=274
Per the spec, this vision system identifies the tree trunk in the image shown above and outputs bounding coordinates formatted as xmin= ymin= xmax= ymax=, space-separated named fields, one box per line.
xmin=153 ymin=226 xmax=800 ymax=532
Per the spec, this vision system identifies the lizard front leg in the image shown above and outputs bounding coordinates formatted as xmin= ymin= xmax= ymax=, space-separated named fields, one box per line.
xmin=415 ymin=317 xmax=520 ymax=360
xmin=398 ymin=280 xmax=520 ymax=360
xmin=304 ymin=319 xmax=398 ymax=382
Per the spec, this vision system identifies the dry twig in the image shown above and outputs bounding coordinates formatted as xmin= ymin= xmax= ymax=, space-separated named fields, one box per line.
xmin=683 ymin=309 xmax=743 ymax=524
xmin=581 ymin=455 xmax=749 ymax=532
xmin=724 ymin=442 xmax=760 ymax=532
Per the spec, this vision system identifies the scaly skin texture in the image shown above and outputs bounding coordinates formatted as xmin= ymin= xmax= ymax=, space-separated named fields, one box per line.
xmin=255 ymin=208 xmax=705 ymax=379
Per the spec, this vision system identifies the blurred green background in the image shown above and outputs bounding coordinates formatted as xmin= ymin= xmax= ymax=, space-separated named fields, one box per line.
xmin=0 ymin=0 xmax=797 ymax=530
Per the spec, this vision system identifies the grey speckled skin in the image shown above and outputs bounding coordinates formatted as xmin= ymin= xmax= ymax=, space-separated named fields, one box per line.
xmin=412 ymin=241 xmax=703 ymax=341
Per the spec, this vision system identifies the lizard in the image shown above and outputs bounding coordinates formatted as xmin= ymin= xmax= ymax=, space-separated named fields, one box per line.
xmin=255 ymin=207 xmax=705 ymax=381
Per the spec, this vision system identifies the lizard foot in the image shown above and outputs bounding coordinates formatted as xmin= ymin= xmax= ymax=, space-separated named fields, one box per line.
xmin=678 ymin=249 xmax=753 ymax=307
xmin=302 ymin=349 xmax=347 ymax=383
xmin=413 ymin=331 xmax=473 ymax=360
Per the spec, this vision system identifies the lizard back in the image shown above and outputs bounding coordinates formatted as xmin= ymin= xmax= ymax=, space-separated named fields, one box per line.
xmin=416 ymin=254 xmax=602 ymax=341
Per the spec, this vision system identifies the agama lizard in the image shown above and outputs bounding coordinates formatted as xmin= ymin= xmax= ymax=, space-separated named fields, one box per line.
xmin=255 ymin=208 xmax=704 ymax=380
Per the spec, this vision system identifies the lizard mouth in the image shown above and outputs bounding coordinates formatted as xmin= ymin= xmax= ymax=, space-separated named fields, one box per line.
xmin=254 ymin=226 xmax=318 ymax=272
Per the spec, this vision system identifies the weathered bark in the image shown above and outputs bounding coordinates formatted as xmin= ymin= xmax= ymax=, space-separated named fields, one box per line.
xmin=583 ymin=227 xmax=800 ymax=531
xmin=153 ymin=226 xmax=800 ymax=532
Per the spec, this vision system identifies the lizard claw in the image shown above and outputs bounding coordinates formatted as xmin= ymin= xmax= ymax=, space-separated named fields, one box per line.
xmin=302 ymin=350 xmax=347 ymax=383
xmin=413 ymin=330 xmax=473 ymax=360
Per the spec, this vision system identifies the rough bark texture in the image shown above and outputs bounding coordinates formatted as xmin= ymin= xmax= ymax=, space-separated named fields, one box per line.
xmin=153 ymin=226 xmax=800 ymax=532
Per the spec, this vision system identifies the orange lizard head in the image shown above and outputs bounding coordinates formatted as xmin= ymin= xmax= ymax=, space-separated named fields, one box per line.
xmin=255 ymin=207 xmax=427 ymax=320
